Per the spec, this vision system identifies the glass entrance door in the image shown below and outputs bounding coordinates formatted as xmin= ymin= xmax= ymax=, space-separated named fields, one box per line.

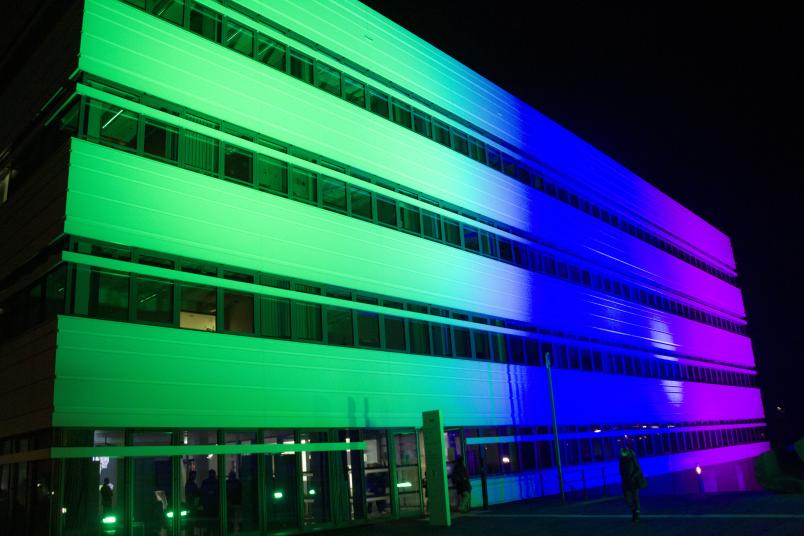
xmin=390 ymin=431 xmax=422 ymax=516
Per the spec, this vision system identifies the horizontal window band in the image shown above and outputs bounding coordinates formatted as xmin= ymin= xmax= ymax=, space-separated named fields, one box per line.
xmin=50 ymin=441 xmax=365 ymax=459
xmin=0 ymin=448 xmax=52 ymax=466
xmin=74 ymin=83 xmax=527 ymax=246
xmin=62 ymin=251 xmax=527 ymax=337
xmin=466 ymin=424 xmax=767 ymax=445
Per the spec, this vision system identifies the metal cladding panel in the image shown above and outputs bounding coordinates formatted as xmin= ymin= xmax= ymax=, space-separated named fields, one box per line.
xmin=53 ymin=316 xmax=761 ymax=430
xmin=64 ymin=138 xmax=531 ymax=320
xmin=235 ymin=0 xmax=736 ymax=269
xmin=53 ymin=316 xmax=539 ymax=429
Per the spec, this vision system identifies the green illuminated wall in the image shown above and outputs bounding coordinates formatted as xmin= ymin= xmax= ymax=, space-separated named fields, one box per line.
xmin=78 ymin=0 xmax=530 ymax=232
xmin=64 ymin=138 xmax=531 ymax=321
xmin=53 ymin=315 xmax=544 ymax=429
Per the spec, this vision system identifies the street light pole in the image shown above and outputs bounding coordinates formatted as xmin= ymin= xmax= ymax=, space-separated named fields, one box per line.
xmin=546 ymin=352 xmax=565 ymax=502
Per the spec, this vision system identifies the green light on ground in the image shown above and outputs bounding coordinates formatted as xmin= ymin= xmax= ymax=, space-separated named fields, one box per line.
xmin=396 ymin=482 xmax=412 ymax=488
xmin=273 ymin=491 xmax=283 ymax=499
xmin=102 ymin=515 xmax=117 ymax=524
xmin=309 ymin=489 xmax=316 ymax=495
xmin=166 ymin=511 xmax=173 ymax=518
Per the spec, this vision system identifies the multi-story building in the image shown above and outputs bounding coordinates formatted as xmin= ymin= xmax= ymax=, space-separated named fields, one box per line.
xmin=0 ymin=0 xmax=766 ymax=534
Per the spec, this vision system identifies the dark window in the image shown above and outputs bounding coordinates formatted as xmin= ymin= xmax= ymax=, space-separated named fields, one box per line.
xmin=399 ymin=203 xmax=421 ymax=234
xmin=224 ymin=144 xmax=253 ymax=184
xmin=261 ymin=295 xmax=290 ymax=339
xmin=225 ymin=20 xmax=254 ymax=56
xmin=391 ymin=100 xmax=412 ymax=129
xmin=462 ymin=225 xmax=479 ymax=252
xmin=289 ymin=51 xmax=314 ymax=84
xmin=150 ymin=0 xmax=184 ymax=26
xmin=383 ymin=301 xmax=406 ymax=351
xmin=451 ymin=130 xmax=469 ymax=155
xmin=376 ymin=195 xmax=397 ymax=227
xmin=444 ymin=220 xmax=462 ymax=248
xmin=343 ymin=75 xmax=365 ymax=107
xmin=184 ymin=130 xmax=219 ymax=176
xmin=256 ymin=154 xmax=287 ymax=194
xmin=350 ymin=186 xmax=373 ymax=220
xmin=480 ymin=232 xmax=497 ymax=257
xmin=412 ymin=110 xmax=432 ymax=138
xmin=143 ymin=119 xmax=178 ymax=162
xmin=321 ymin=176 xmax=347 ymax=212
xmin=135 ymin=276 xmax=173 ymax=324
xmin=421 ymin=210 xmax=441 ymax=240
xmin=292 ymin=284 xmax=322 ymax=341
xmin=433 ymin=120 xmax=451 ymax=147
xmin=290 ymin=167 xmax=316 ymax=204
xmin=88 ymin=101 xmax=138 ymax=150
xmin=356 ymin=296 xmax=380 ymax=347
xmin=89 ymin=269 xmax=129 ymax=321
xmin=256 ymin=34 xmax=286 ymax=70
xmin=224 ymin=290 xmax=254 ymax=333
xmin=468 ymin=138 xmax=486 ymax=164
xmin=315 ymin=62 xmax=341 ymax=96
xmin=368 ymin=89 xmax=390 ymax=118
xmin=501 ymin=154 xmax=517 ymax=177
xmin=326 ymin=303 xmax=353 ymax=346
xmin=487 ymin=147 xmax=502 ymax=171
xmin=408 ymin=304 xmax=430 ymax=354
xmin=430 ymin=308 xmax=451 ymax=357
xmin=452 ymin=313 xmax=472 ymax=358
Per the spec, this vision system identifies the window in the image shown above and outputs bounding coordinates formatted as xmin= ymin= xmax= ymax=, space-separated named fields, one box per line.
xmin=292 ymin=285 xmax=322 ymax=341
xmin=468 ymin=138 xmax=486 ymax=164
xmin=350 ymin=186 xmax=372 ymax=220
xmin=452 ymin=313 xmax=472 ymax=358
xmin=149 ymin=0 xmax=184 ymax=26
xmin=391 ymin=100 xmax=412 ymax=129
xmin=315 ymin=62 xmax=341 ymax=96
xmin=433 ymin=119 xmax=450 ymax=147
xmin=326 ymin=300 xmax=353 ymax=346
xmin=189 ymin=2 xmax=221 ymax=42
xmin=290 ymin=167 xmax=317 ymax=204
xmin=356 ymin=296 xmax=380 ymax=347
xmin=86 ymin=101 xmax=138 ymax=150
xmin=430 ymin=308 xmax=451 ymax=357
xmin=399 ymin=203 xmax=420 ymax=234
xmin=451 ymin=130 xmax=468 ymax=155
xmin=135 ymin=275 xmax=173 ymax=324
xmin=261 ymin=295 xmax=290 ymax=339
xmin=501 ymin=154 xmax=517 ymax=177
xmin=412 ymin=110 xmax=432 ymax=138
xmin=183 ymin=131 xmax=219 ymax=176
xmin=143 ymin=119 xmax=178 ymax=162
xmin=462 ymin=225 xmax=479 ymax=252
xmin=421 ymin=210 xmax=441 ymax=241
xmin=89 ymin=269 xmax=129 ymax=321
xmin=256 ymin=154 xmax=287 ymax=194
xmin=343 ymin=75 xmax=365 ymax=107
xmin=223 ymin=272 xmax=254 ymax=334
xmin=368 ymin=89 xmax=390 ymax=118
xmin=224 ymin=144 xmax=253 ymax=184
xmin=321 ymin=176 xmax=347 ymax=212
xmin=486 ymin=147 xmax=502 ymax=171
xmin=256 ymin=34 xmax=286 ymax=70
xmin=289 ymin=51 xmax=314 ymax=84
xmin=376 ymin=195 xmax=397 ymax=227
xmin=225 ymin=19 xmax=253 ymax=56
xmin=383 ymin=301 xmax=406 ymax=351
xmin=444 ymin=220 xmax=461 ymax=248
xmin=180 ymin=284 xmax=217 ymax=331
xmin=408 ymin=304 xmax=430 ymax=354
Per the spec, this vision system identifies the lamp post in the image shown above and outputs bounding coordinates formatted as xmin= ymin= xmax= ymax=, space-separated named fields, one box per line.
xmin=546 ymin=352 xmax=565 ymax=502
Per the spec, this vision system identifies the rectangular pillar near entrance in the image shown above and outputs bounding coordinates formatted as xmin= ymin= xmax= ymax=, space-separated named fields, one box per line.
xmin=422 ymin=410 xmax=450 ymax=526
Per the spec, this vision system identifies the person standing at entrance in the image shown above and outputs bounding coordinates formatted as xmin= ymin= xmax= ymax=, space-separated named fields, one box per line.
xmin=619 ymin=438 xmax=647 ymax=523
xmin=452 ymin=455 xmax=472 ymax=513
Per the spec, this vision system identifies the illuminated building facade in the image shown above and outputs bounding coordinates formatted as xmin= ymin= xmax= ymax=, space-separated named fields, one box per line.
xmin=0 ymin=0 xmax=766 ymax=533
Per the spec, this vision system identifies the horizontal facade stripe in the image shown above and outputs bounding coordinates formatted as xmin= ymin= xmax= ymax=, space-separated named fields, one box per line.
xmin=50 ymin=441 xmax=365 ymax=459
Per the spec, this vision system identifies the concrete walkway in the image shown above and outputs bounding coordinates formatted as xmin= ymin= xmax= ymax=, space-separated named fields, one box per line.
xmin=328 ymin=493 xmax=804 ymax=535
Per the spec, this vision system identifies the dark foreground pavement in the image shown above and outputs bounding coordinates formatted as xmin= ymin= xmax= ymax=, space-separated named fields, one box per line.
xmin=329 ymin=492 xmax=804 ymax=535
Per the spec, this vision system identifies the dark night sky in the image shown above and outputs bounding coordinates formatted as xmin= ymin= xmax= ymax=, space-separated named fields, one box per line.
xmin=362 ymin=1 xmax=804 ymax=446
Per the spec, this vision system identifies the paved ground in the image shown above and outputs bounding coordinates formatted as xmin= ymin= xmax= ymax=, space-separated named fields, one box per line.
xmin=329 ymin=492 xmax=804 ymax=535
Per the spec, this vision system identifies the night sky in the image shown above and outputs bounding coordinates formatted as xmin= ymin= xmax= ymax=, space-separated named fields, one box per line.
xmin=362 ymin=1 xmax=804 ymax=447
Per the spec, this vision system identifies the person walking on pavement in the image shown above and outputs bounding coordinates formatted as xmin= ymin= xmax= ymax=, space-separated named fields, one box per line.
xmin=619 ymin=438 xmax=647 ymax=523
xmin=452 ymin=455 xmax=472 ymax=514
